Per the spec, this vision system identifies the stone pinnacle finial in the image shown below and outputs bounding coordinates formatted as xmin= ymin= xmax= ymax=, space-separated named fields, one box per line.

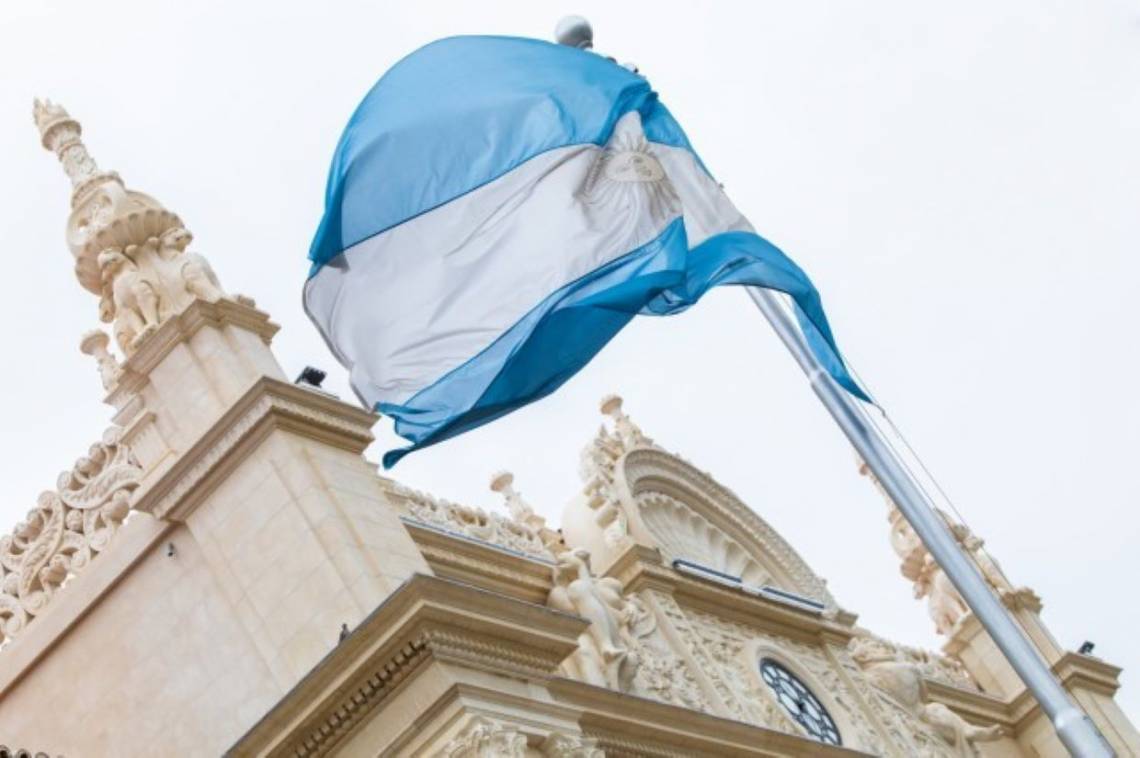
xmin=599 ymin=393 xmax=651 ymax=450
xmin=490 ymin=470 xmax=535 ymax=521
xmin=32 ymin=100 xmax=230 ymax=358
xmin=33 ymin=98 xmax=112 ymax=201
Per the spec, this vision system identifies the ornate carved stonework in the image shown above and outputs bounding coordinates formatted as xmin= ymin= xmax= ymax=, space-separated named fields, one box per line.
xmin=34 ymin=100 xmax=230 ymax=357
xmin=573 ymin=395 xmax=667 ymax=553
xmin=392 ymin=483 xmax=554 ymax=559
xmin=569 ymin=394 xmax=834 ymax=610
xmin=443 ymin=717 xmax=528 ymax=758
xmin=853 ymin=630 xmax=977 ymax=691
xmin=850 ymin=633 xmax=1004 ymax=757
xmin=541 ymin=732 xmax=605 ymax=758
xmin=669 ymin=606 xmax=890 ymax=755
xmin=79 ymin=329 xmax=122 ymax=391
xmin=858 ymin=459 xmax=1026 ymax=637
xmin=490 ymin=471 xmax=565 ymax=554
xmin=0 ymin=428 xmax=140 ymax=643
xmin=547 ymin=548 xmax=643 ymax=691
xmin=627 ymin=591 xmax=710 ymax=712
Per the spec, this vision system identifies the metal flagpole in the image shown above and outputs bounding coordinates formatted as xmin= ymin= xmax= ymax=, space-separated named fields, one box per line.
xmin=552 ymin=16 xmax=1114 ymax=755
xmin=746 ymin=287 xmax=1113 ymax=758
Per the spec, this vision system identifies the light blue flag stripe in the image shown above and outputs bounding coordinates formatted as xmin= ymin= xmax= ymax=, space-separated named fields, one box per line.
xmin=379 ymin=220 xmax=869 ymax=468
xmin=305 ymin=35 xmax=869 ymax=467
xmin=309 ymin=36 xmax=680 ymax=273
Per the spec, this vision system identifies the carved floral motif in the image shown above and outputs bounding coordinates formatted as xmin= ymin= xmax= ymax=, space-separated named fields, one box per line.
xmin=669 ymin=606 xmax=887 ymax=754
xmin=541 ymin=733 xmax=605 ymax=758
xmin=443 ymin=717 xmax=527 ymax=758
xmin=626 ymin=591 xmax=709 ymax=711
xmin=0 ymin=428 xmax=141 ymax=644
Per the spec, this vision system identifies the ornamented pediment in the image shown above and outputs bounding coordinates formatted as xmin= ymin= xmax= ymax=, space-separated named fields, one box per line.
xmin=562 ymin=395 xmax=835 ymax=611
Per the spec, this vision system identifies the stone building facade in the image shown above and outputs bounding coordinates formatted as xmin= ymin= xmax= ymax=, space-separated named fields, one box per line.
xmin=0 ymin=103 xmax=1136 ymax=757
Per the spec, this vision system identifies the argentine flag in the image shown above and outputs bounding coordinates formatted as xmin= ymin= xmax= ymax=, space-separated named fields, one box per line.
xmin=305 ymin=36 xmax=866 ymax=467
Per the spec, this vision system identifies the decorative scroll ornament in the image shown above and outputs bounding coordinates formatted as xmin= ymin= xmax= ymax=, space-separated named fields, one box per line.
xmin=850 ymin=633 xmax=1004 ymax=756
xmin=0 ymin=428 xmax=141 ymax=644
xmin=34 ymin=99 xmax=229 ymax=357
xmin=857 ymin=458 xmax=1026 ymax=636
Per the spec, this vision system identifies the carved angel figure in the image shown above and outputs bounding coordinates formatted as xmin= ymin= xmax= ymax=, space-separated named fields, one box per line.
xmin=547 ymin=548 xmax=643 ymax=691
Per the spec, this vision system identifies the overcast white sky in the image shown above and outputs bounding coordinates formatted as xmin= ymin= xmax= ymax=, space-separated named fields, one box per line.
xmin=2 ymin=0 xmax=1138 ymax=720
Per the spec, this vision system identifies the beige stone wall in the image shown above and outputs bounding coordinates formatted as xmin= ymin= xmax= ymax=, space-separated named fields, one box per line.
xmin=180 ymin=426 xmax=429 ymax=687
xmin=0 ymin=516 xmax=282 ymax=755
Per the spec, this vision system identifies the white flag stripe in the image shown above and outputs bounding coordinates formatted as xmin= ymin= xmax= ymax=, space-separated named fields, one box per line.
xmin=305 ymin=112 xmax=741 ymax=408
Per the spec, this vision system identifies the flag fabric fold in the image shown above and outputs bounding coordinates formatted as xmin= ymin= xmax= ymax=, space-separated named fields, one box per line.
xmin=304 ymin=35 xmax=867 ymax=467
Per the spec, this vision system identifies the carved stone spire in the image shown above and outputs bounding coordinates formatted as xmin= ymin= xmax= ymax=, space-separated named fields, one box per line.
xmin=34 ymin=100 xmax=228 ymax=357
xmin=33 ymin=99 xmax=110 ymax=195
xmin=856 ymin=457 xmax=1026 ymax=637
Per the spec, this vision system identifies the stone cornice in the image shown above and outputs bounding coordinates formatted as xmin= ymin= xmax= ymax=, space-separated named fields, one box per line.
xmin=604 ymin=543 xmax=858 ymax=647
xmin=923 ymin=680 xmax=1016 ymax=728
xmin=108 ymin=298 xmax=280 ymax=404
xmin=401 ymin=519 xmax=555 ymax=606
xmin=548 ymin=678 xmax=871 ymax=757
xmin=1006 ymin=651 xmax=1124 ymax=729
xmin=227 ymin=574 xmax=586 ymax=758
xmin=133 ymin=377 xmax=378 ymax=522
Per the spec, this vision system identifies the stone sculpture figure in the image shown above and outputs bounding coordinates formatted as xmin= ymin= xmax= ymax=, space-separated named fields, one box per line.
xmin=859 ymin=457 xmax=1023 ymax=637
xmin=915 ymin=554 xmax=970 ymax=636
xmin=850 ymin=635 xmax=1004 ymax=756
xmin=158 ymin=227 xmax=225 ymax=304
xmin=547 ymin=547 xmax=642 ymax=691
xmin=99 ymin=248 xmax=161 ymax=350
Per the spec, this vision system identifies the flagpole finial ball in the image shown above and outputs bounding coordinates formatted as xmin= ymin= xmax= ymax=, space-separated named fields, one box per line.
xmin=554 ymin=16 xmax=593 ymax=49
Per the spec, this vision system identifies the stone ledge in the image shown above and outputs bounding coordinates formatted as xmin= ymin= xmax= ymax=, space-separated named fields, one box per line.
xmin=548 ymin=677 xmax=871 ymax=757
xmin=132 ymin=376 xmax=378 ymax=522
xmin=228 ymin=574 xmax=586 ymax=758
xmin=924 ymin=679 xmax=1015 ymax=728
xmin=112 ymin=298 xmax=280 ymax=401
xmin=402 ymin=518 xmax=555 ymax=606
xmin=604 ymin=542 xmax=858 ymax=648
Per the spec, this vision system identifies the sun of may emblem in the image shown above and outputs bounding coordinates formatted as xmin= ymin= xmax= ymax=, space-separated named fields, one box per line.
xmin=602 ymin=149 xmax=666 ymax=183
